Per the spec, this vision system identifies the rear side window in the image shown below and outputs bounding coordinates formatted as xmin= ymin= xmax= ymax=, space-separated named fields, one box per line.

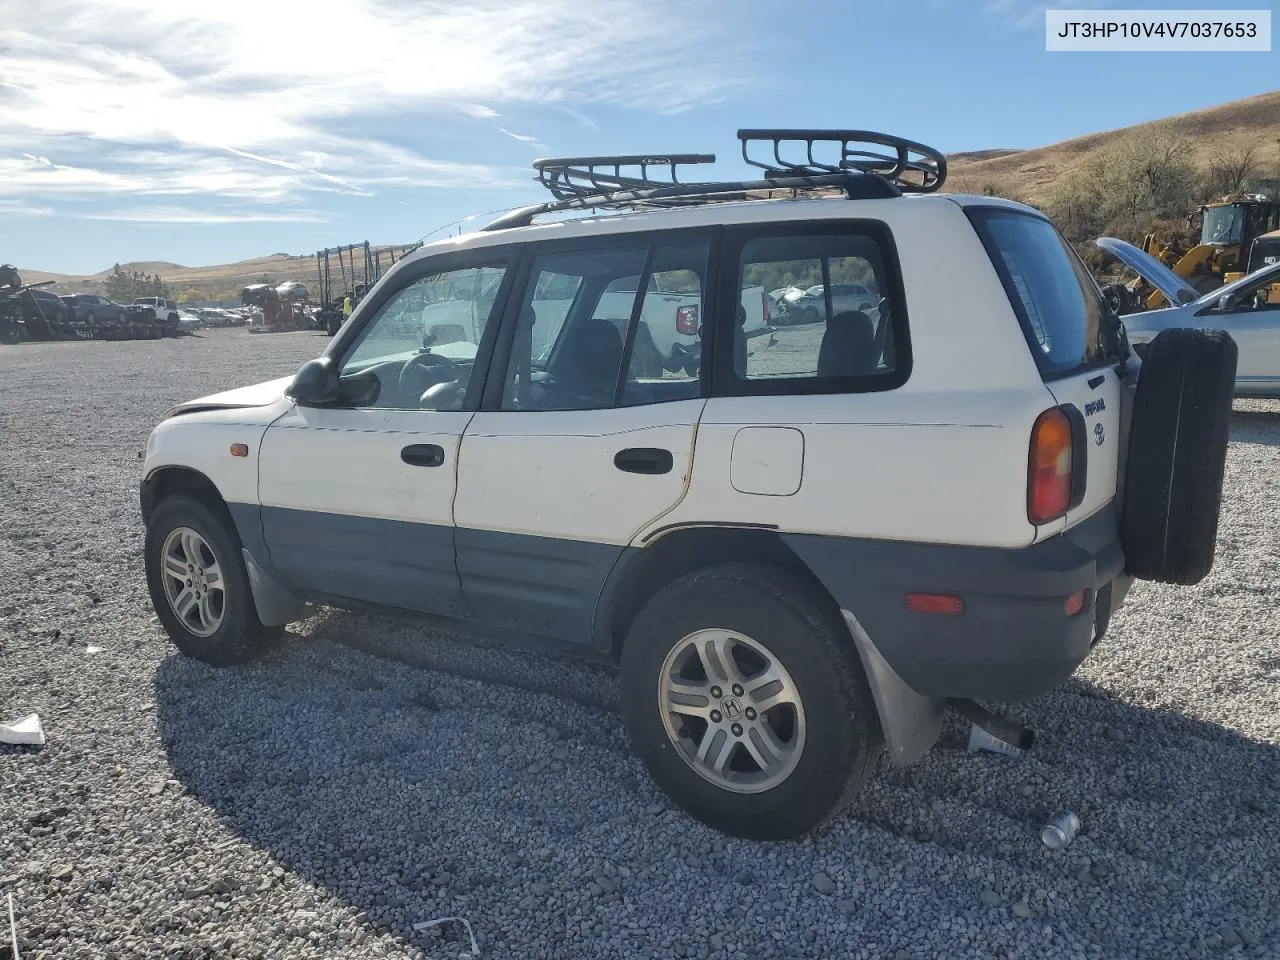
xmin=969 ymin=208 xmax=1120 ymax=378
xmin=717 ymin=224 xmax=909 ymax=396
xmin=498 ymin=235 xmax=711 ymax=411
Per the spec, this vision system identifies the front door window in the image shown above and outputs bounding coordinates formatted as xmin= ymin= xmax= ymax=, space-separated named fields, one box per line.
xmin=339 ymin=263 xmax=508 ymax=410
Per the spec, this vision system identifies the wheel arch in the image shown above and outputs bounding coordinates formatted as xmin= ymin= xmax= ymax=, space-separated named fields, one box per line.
xmin=142 ymin=465 xmax=305 ymax=628
xmin=141 ymin=465 xmax=234 ymax=528
xmin=596 ymin=523 xmax=947 ymax=766
xmin=594 ymin=525 xmax=840 ymax=663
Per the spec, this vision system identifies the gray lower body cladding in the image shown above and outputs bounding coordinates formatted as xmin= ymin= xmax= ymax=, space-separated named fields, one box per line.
xmin=188 ymin=490 xmax=1125 ymax=705
xmin=783 ymin=506 xmax=1129 ymax=703
xmin=226 ymin=503 xmax=619 ymax=641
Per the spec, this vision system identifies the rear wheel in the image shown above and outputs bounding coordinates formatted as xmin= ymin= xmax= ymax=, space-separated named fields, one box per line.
xmin=620 ymin=563 xmax=881 ymax=839
xmin=145 ymin=495 xmax=281 ymax=665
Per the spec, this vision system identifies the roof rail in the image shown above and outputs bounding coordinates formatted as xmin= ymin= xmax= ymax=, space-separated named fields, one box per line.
xmin=480 ymin=127 xmax=946 ymax=232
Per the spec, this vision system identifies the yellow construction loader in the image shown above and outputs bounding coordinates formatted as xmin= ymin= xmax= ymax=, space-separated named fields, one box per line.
xmin=1103 ymin=193 xmax=1280 ymax=312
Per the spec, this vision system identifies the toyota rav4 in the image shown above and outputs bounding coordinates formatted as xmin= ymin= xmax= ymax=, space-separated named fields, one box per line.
xmin=140 ymin=130 xmax=1237 ymax=839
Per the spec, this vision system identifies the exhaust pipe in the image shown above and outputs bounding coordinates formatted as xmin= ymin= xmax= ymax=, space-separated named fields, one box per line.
xmin=948 ymin=698 xmax=1035 ymax=752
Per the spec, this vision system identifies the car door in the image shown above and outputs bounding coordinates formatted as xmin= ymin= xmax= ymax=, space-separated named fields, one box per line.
xmin=1190 ymin=261 xmax=1280 ymax=393
xmin=452 ymin=232 xmax=711 ymax=642
xmin=256 ymin=251 xmax=516 ymax=617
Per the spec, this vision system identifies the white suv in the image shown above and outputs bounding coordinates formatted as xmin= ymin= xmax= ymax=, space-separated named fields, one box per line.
xmin=140 ymin=131 xmax=1237 ymax=838
xmin=133 ymin=296 xmax=180 ymax=333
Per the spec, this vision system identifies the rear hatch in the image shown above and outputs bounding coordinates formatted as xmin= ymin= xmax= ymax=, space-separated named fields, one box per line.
xmin=968 ymin=208 xmax=1130 ymax=529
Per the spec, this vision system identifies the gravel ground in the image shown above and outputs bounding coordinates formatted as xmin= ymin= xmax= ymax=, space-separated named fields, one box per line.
xmin=2 ymin=328 xmax=1279 ymax=960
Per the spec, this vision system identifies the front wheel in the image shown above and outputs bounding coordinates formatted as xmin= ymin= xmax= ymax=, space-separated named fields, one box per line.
xmin=620 ymin=563 xmax=882 ymax=839
xmin=144 ymin=495 xmax=281 ymax=665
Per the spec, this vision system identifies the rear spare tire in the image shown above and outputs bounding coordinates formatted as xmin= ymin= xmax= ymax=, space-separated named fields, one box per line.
xmin=1121 ymin=328 xmax=1236 ymax=585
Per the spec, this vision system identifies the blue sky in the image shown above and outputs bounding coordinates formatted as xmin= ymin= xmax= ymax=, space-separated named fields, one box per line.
xmin=3 ymin=0 xmax=1277 ymax=275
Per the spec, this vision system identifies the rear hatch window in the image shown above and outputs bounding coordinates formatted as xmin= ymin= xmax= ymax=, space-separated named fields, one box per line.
xmin=967 ymin=208 xmax=1123 ymax=378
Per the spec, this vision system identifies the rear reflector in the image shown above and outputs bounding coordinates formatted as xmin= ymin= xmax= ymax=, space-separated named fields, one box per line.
xmin=905 ymin=593 xmax=964 ymax=615
xmin=1028 ymin=407 xmax=1073 ymax=525
xmin=1064 ymin=590 xmax=1086 ymax=617
xmin=676 ymin=305 xmax=699 ymax=336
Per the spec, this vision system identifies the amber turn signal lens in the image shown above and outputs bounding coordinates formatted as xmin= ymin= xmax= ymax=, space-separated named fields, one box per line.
xmin=230 ymin=443 xmax=249 ymax=458
xmin=1028 ymin=408 xmax=1072 ymax=525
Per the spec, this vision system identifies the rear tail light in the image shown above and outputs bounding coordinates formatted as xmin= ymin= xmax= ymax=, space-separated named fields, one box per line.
xmin=676 ymin=305 xmax=699 ymax=336
xmin=762 ymin=289 xmax=770 ymax=324
xmin=1028 ymin=408 xmax=1073 ymax=524
xmin=1064 ymin=590 xmax=1086 ymax=616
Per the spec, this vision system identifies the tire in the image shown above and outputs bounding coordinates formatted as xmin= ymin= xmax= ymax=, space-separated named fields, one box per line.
xmin=0 ymin=320 xmax=19 ymax=345
xmin=144 ymin=495 xmax=282 ymax=666
xmin=1101 ymin=282 xmax=1136 ymax=316
xmin=1121 ymin=328 xmax=1237 ymax=585
xmin=620 ymin=562 xmax=882 ymax=840
xmin=1190 ymin=272 xmax=1221 ymax=296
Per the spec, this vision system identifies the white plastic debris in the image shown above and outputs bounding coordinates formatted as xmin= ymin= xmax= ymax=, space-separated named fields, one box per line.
xmin=85 ymin=645 xmax=103 ymax=655
xmin=0 ymin=714 xmax=45 ymax=747
xmin=7 ymin=891 xmax=19 ymax=960
xmin=967 ymin=723 xmax=1024 ymax=758
xmin=413 ymin=916 xmax=479 ymax=956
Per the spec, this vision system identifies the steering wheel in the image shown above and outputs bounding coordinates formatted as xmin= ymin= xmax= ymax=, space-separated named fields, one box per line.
xmin=397 ymin=351 xmax=460 ymax=402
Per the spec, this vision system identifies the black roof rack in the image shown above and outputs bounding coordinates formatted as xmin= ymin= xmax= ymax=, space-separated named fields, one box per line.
xmin=481 ymin=128 xmax=947 ymax=232
xmin=738 ymin=129 xmax=946 ymax=193
xmin=534 ymin=154 xmax=716 ymax=201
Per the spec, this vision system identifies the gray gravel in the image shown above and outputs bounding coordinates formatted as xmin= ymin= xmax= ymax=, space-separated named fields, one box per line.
xmin=2 ymin=328 xmax=1279 ymax=960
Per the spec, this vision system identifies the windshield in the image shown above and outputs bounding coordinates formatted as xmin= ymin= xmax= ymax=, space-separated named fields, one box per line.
xmin=1202 ymin=205 xmax=1245 ymax=246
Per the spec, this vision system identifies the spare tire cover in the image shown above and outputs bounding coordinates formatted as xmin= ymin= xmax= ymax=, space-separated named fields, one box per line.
xmin=1121 ymin=328 xmax=1237 ymax=585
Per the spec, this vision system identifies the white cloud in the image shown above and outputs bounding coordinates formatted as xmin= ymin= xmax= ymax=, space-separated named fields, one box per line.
xmin=0 ymin=199 xmax=54 ymax=217
xmin=983 ymin=0 xmax=1118 ymax=30
xmin=82 ymin=206 xmax=327 ymax=224
xmin=0 ymin=0 xmax=751 ymax=209
xmin=498 ymin=127 xmax=546 ymax=150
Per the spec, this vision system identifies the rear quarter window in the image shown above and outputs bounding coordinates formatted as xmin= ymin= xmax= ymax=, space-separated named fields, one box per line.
xmin=967 ymin=208 xmax=1121 ymax=378
xmin=715 ymin=222 xmax=910 ymax=396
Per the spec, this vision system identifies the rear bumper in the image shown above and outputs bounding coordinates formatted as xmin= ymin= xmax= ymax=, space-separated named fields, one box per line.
xmin=784 ymin=506 xmax=1130 ymax=703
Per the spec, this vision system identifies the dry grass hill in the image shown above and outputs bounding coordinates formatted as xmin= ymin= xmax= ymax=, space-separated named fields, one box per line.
xmin=947 ymin=89 xmax=1280 ymax=202
xmin=21 ymin=253 xmax=327 ymax=300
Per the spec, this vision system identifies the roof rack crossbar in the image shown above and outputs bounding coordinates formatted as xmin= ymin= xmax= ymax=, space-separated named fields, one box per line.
xmin=533 ymin=154 xmax=716 ymax=202
xmin=739 ymin=129 xmax=946 ymax=193
xmin=482 ymin=169 xmax=902 ymax=232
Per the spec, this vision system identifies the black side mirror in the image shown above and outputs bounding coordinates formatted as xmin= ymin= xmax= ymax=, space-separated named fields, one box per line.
xmin=289 ymin=356 xmax=339 ymax=406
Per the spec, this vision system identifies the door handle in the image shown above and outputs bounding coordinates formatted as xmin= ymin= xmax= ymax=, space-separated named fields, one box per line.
xmin=614 ymin=447 xmax=673 ymax=475
xmin=401 ymin=443 xmax=445 ymax=467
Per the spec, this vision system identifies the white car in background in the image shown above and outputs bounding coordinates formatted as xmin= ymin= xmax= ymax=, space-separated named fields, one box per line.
xmin=1097 ymin=236 xmax=1280 ymax=398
